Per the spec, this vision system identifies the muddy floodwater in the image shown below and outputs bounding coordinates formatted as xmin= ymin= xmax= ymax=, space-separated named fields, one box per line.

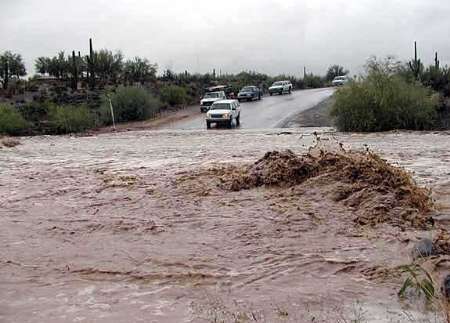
xmin=1 ymin=128 xmax=450 ymax=322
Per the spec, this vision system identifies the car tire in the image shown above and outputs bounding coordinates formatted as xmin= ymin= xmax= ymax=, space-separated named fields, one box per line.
xmin=279 ymin=90 xmax=283 ymax=95
xmin=206 ymin=121 xmax=211 ymax=129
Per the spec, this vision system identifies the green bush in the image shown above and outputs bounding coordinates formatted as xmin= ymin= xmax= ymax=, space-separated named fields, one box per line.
xmin=160 ymin=85 xmax=188 ymax=106
xmin=331 ymin=72 xmax=438 ymax=132
xmin=101 ymin=86 xmax=161 ymax=124
xmin=0 ymin=103 xmax=29 ymax=135
xmin=17 ymin=101 xmax=54 ymax=125
xmin=304 ymin=74 xmax=325 ymax=89
xmin=48 ymin=104 xmax=95 ymax=134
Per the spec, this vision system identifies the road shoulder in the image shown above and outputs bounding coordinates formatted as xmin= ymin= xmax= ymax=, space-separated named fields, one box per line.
xmin=283 ymin=96 xmax=335 ymax=128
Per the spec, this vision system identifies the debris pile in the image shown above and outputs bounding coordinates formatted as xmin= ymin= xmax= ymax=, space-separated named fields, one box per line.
xmin=433 ymin=230 xmax=450 ymax=255
xmin=222 ymin=148 xmax=434 ymax=229
xmin=1 ymin=137 xmax=21 ymax=148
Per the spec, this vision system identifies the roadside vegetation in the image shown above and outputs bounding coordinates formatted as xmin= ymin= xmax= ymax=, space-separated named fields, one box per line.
xmin=0 ymin=103 xmax=29 ymax=135
xmin=100 ymin=86 xmax=161 ymax=124
xmin=0 ymin=39 xmax=330 ymax=136
xmin=159 ymin=85 xmax=189 ymax=107
xmin=331 ymin=43 xmax=450 ymax=132
xmin=49 ymin=104 xmax=96 ymax=134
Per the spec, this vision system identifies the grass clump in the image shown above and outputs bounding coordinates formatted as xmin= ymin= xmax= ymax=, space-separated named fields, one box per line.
xmin=398 ymin=264 xmax=436 ymax=302
xmin=0 ymin=103 xmax=29 ymax=135
xmin=331 ymin=61 xmax=439 ymax=132
xmin=101 ymin=86 xmax=161 ymax=124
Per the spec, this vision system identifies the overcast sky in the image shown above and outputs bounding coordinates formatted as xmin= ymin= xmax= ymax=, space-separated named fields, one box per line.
xmin=2 ymin=0 xmax=450 ymax=77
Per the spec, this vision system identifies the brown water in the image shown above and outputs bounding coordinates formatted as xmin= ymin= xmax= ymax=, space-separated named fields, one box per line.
xmin=1 ymin=128 xmax=449 ymax=322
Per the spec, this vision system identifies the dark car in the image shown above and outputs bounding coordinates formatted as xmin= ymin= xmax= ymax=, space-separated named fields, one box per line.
xmin=237 ymin=86 xmax=262 ymax=102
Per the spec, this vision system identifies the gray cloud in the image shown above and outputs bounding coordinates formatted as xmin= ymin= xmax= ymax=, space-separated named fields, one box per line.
xmin=1 ymin=0 xmax=450 ymax=76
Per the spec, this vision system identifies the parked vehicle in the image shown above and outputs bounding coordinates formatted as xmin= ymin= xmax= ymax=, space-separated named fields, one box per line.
xmin=205 ymin=100 xmax=241 ymax=129
xmin=269 ymin=81 xmax=292 ymax=96
xmin=205 ymin=85 xmax=235 ymax=99
xmin=200 ymin=91 xmax=226 ymax=112
xmin=332 ymin=76 xmax=350 ymax=86
xmin=237 ymin=86 xmax=262 ymax=102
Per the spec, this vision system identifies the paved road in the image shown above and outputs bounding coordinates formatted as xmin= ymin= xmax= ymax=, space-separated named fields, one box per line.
xmin=165 ymin=88 xmax=335 ymax=130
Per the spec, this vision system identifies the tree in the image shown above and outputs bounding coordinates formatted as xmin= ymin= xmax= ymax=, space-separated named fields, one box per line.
xmin=162 ymin=69 xmax=176 ymax=81
xmin=326 ymin=65 xmax=349 ymax=81
xmin=0 ymin=51 xmax=26 ymax=89
xmin=44 ymin=51 xmax=70 ymax=79
xmin=95 ymin=49 xmax=123 ymax=83
xmin=35 ymin=57 xmax=52 ymax=75
xmin=123 ymin=57 xmax=157 ymax=84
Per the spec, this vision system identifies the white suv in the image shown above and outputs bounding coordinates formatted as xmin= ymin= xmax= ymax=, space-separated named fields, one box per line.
xmin=206 ymin=100 xmax=241 ymax=129
xmin=200 ymin=91 xmax=227 ymax=112
xmin=332 ymin=76 xmax=350 ymax=86
xmin=269 ymin=81 xmax=292 ymax=96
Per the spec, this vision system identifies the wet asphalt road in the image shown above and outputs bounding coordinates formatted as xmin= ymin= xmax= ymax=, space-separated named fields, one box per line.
xmin=165 ymin=88 xmax=335 ymax=130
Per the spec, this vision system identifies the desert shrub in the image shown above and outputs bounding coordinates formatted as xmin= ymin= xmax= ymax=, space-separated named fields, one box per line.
xmin=331 ymin=71 xmax=438 ymax=132
xmin=160 ymin=85 xmax=188 ymax=106
xmin=0 ymin=103 xmax=29 ymax=135
xmin=304 ymin=74 xmax=325 ymax=88
xmin=48 ymin=104 xmax=95 ymax=134
xmin=422 ymin=66 xmax=450 ymax=97
xmin=17 ymin=100 xmax=54 ymax=124
xmin=100 ymin=86 xmax=161 ymax=124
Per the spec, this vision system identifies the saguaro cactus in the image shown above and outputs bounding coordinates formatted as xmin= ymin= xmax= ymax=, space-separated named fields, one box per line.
xmin=435 ymin=52 xmax=440 ymax=70
xmin=2 ymin=59 xmax=8 ymax=90
xmin=71 ymin=50 xmax=78 ymax=90
xmin=86 ymin=38 xmax=96 ymax=89
xmin=408 ymin=41 xmax=423 ymax=80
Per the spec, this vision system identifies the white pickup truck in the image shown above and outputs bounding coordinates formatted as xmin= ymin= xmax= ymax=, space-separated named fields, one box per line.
xmin=205 ymin=100 xmax=241 ymax=129
xmin=200 ymin=91 xmax=227 ymax=112
xmin=269 ymin=81 xmax=292 ymax=96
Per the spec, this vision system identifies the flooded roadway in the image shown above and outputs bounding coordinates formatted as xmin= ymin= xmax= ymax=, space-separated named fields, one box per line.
xmin=1 ymin=127 xmax=450 ymax=322
xmin=161 ymin=88 xmax=335 ymax=130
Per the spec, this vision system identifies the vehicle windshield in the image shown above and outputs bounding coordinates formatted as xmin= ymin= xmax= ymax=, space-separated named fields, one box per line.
xmin=204 ymin=92 xmax=221 ymax=98
xmin=210 ymin=103 xmax=232 ymax=110
xmin=334 ymin=76 xmax=346 ymax=80
xmin=241 ymin=87 xmax=254 ymax=92
xmin=273 ymin=82 xmax=284 ymax=86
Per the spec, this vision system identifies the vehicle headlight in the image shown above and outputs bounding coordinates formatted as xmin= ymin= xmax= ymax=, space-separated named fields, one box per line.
xmin=223 ymin=113 xmax=230 ymax=118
